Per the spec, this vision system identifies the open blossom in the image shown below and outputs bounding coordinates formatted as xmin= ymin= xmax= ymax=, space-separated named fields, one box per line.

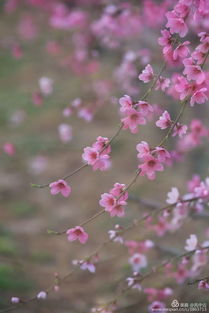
xmin=136 ymin=141 xmax=151 ymax=159
xmin=129 ymin=253 xmax=147 ymax=272
xmin=66 ymin=226 xmax=88 ymax=244
xmin=39 ymin=77 xmax=53 ymax=96
xmin=190 ymin=88 xmax=208 ymax=106
xmin=121 ymin=108 xmax=146 ymax=134
xmin=155 ymin=76 xmax=170 ymax=91
xmin=183 ymin=60 xmax=205 ymax=85
xmin=82 ymin=136 xmax=111 ymax=171
xmin=156 ymin=111 xmax=172 ymax=129
xmin=138 ymin=64 xmax=154 ymax=83
xmin=37 ymin=291 xmax=47 ymax=299
xmin=99 ymin=183 xmax=128 ymax=217
xmin=119 ymin=95 xmax=133 ymax=112
xmin=173 ymin=41 xmax=190 ymax=60
xmin=3 ymin=142 xmax=15 ymax=156
xmin=58 ymin=124 xmax=72 ymax=143
xmin=138 ymin=155 xmax=164 ymax=180
xmin=11 ymin=297 xmax=20 ymax=303
xmin=166 ymin=11 xmax=188 ymax=38
xmin=198 ymin=280 xmax=209 ymax=289
xmin=49 ymin=179 xmax=71 ymax=198
xmin=185 ymin=234 xmax=198 ymax=251
xmin=148 ymin=301 xmax=166 ymax=313
xmin=166 ymin=187 xmax=179 ymax=204
xmin=172 ymin=123 xmax=187 ymax=137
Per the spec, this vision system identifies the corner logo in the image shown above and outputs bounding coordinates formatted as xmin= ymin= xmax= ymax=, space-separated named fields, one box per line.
xmin=171 ymin=299 xmax=180 ymax=308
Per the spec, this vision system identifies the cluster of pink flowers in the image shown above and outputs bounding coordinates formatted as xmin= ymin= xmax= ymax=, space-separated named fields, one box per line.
xmin=82 ymin=136 xmax=111 ymax=171
xmin=136 ymin=141 xmax=171 ymax=180
xmin=119 ymin=95 xmax=153 ymax=134
xmin=99 ymin=183 xmax=128 ymax=217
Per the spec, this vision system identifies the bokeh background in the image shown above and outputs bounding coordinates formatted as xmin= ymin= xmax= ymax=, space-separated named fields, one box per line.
xmin=0 ymin=0 xmax=209 ymax=312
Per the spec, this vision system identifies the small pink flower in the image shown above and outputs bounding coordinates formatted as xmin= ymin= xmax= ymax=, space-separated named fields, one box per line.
xmin=158 ymin=29 xmax=172 ymax=47
xmin=166 ymin=11 xmax=188 ymax=37
xmin=155 ymin=76 xmax=170 ymax=92
xmin=11 ymin=297 xmax=20 ymax=303
xmin=37 ymin=291 xmax=47 ymax=299
xmin=137 ymin=101 xmax=153 ymax=116
xmin=80 ymin=261 xmax=96 ymax=273
xmin=198 ymin=280 xmax=209 ymax=289
xmin=183 ymin=62 xmax=205 ymax=85
xmin=99 ymin=193 xmax=116 ymax=211
xmin=3 ymin=143 xmax=15 ymax=156
xmin=166 ymin=187 xmax=179 ymax=204
xmin=173 ymin=41 xmax=190 ymax=60
xmin=136 ymin=141 xmax=151 ymax=160
xmin=185 ymin=234 xmax=198 ymax=251
xmin=156 ymin=111 xmax=172 ymax=130
xmin=190 ymin=88 xmax=208 ymax=106
xmin=155 ymin=147 xmax=171 ymax=164
xmin=121 ymin=108 xmax=146 ymax=134
xmin=148 ymin=301 xmax=166 ymax=313
xmin=66 ymin=226 xmax=88 ymax=244
xmin=58 ymin=124 xmax=72 ymax=143
xmin=138 ymin=155 xmax=164 ymax=180
xmin=172 ymin=123 xmax=187 ymax=137
xmin=49 ymin=179 xmax=71 ymax=198
xmin=39 ymin=77 xmax=53 ymax=96
xmin=138 ymin=64 xmax=154 ymax=83
xmin=129 ymin=253 xmax=147 ymax=272
xmin=119 ymin=95 xmax=133 ymax=112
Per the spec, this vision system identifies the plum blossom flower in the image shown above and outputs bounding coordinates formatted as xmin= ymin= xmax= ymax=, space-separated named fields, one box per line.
xmin=108 ymin=224 xmax=124 ymax=244
xmin=3 ymin=143 xmax=15 ymax=156
xmin=183 ymin=61 xmax=205 ymax=85
xmin=148 ymin=301 xmax=166 ymax=313
xmin=136 ymin=141 xmax=151 ymax=159
xmin=173 ymin=41 xmax=190 ymax=60
xmin=11 ymin=297 xmax=20 ymax=303
xmin=198 ymin=280 xmax=209 ymax=289
xmin=185 ymin=234 xmax=198 ymax=251
xmin=66 ymin=226 xmax=88 ymax=244
xmin=138 ymin=155 xmax=164 ymax=180
xmin=49 ymin=179 xmax=71 ymax=198
xmin=129 ymin=253 xmax=147 ymax=272
xmin=99 ymin=183 xmax=128 ymax=217
xmin=156 ymin=111 xmax=172 ymax=130
xmin=166 ymin=187 xmax=179 ymax=204
xmin=121 ymin=108 xmax=146 ymax=134
xmin=138 ymin=64 xmax=154 ymax=83
xmin=39 ymin=77 xmax=53 ymax=96
xmin=119 ymin=95 xmax=133 ymax=112
xmin=37 ymin=291 xmax=47 ymax=299
xmin=166 ymin=11 xmax=188 ymax=37
xmin=82 ymin=137 xmax=111 ymax=171
xmin=172 ymin=123 xmax=187 ymax=137
xmin=190 ymin=88 xmax=208 ymax=106
xmin=155 ymin=76 xmax=170 ymax=91
xmin=58 ymin=124 xmax=72 ymax=143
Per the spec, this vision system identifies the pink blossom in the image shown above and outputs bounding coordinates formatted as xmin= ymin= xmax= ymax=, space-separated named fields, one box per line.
xmin=37 ymin=291 xmax=47 ymax=299
xmin=121 ymin=108 xmax=146 ymax=134
xmin=190 ymin=88 xmax=208 ymax=106
xmin=138 ymin=64 xmax=154 ymax=83
xmin=82 ymin=147 xmax=111 ymax=171
xmin=39 ymin=77 xmax=53 ymax=96
xmin=137 ymin=101 xmax=153 ymax=116
xmin=49 ymin=179 xmax=71 ymax=198
xmin=80 ymin=261 xmax=96 ymax=273
xmin=155 ymin=76 xmax=170 ymax=91
xmin=3 ymin=143 xmax=15 ymax=156
xmin=183 ymin=62 xmax=205 ymax=85
xmin=166 ymin=187 xmax=179 ymax=204
xmin=129 ymin=253 xmax=147 ymax=272
xmin=138 ymin=155 xmax=164 ymax=180
xmin=172 ymin=123 xmax=187 ymax=137
xmin=66 ymin=226 xmax=88 ymax=244
xmin=154 ymin=147 xmax=171 ymax=164
xmin=198 ymin=280 xmax=209 ymax=289
xmin=11 ymin=297 xmax=20 ymax=303
xmin=166 ymin=11 xmax=188 ymax=37
xmin=136 ymin=141 xmax=151 ymax=160
xmin=58 ymin=124 xmax=72 ymax=143
xmin=148 ymin=301 xmax=166 ymax=313
xmin=99 ymin=193 xmax=116 ymax=211
xmin=158 ymin=29 xmax=172 ymax=48
xmin=156 ymin=111 xmax=172 ymax=130
xmin=119 ymin=95 xmax=133 ymax=112
xmin=185 ymin=234 xmax=198 ymax=251
xmin=173 ymin=41 xmax=190 ymax=60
